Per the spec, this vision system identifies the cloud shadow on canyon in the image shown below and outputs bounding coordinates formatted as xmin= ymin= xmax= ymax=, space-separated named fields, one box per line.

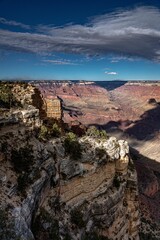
xmin=94 ymin=80 xmax=128 ymax=91
xmin=93 ymin=103 xmax=160 ymax=141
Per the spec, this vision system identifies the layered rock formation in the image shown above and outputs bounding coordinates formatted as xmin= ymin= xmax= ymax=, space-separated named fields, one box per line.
xmin=34 ymin=80 xmax=160 ymax=134
xmin=34 ymin=81 xmax=114 ymax=125
xmin=0 ymin=129 xmax=140 ymax=240
xmin=44 ymin=96 xmax=62 ymax=119
xmin=0 ymin=82 xmax=140 ymax=240
xmin=33 ymin=80 xmax=160 ymax=238
xmin=46 ymin=136 xmax=140 ymax=240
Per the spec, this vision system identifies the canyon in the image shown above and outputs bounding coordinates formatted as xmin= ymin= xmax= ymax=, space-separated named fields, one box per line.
xmin=33 ymin=80 xmax=160 ymax=238
xmin=1 ymin=80 xmax=160 ymax=239
xmin=0 ymin=82 xmax=140 ymax=240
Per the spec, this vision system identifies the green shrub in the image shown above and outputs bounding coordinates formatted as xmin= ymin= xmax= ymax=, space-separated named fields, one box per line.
xmin=1 ymin=141 xmax=8 ymax=154
xmin=38 ymin=125 xmax=49 ymax=140
xmin=0 ymin=83 xmax=21 ymax=109
xmin=70 ymin=208 xmax=85 ymax=228
xmin=113 ymin=175 xmax=120 ymax=189
xmin=63 ymin=233 xmax=71 ymax=240
xmin=32 ymin=169 xmax=41 ymax=181
xmin=139 ymin=232 xmax=156 ymax=240
xmin=49 ymin=219 xmax=59 ymax=240
xmin=11 ymin=147 xmax=35 ymax=195
xmin=128 ymin=160 xmax=135 ymax=172
xmin=0 ymin=208 xmax=17 ymax=240
xmin=64 ymin=132 xmax=82 ymax=160
xmin=84 ymin=232 xmax=109 ymax=240
xmin=11 ymin=147 xmax=34 ymax=173
xmin=86 ymin=126 xmax=107 ymax=139
xmin=32 ymin=208 xmax=60 ymax=240
xmin=17 ymin=167 xmax=40 ymax=196
xmin=38 ymin=122 xmax=62 ymax=140
xmin=51 ymin=123 xmax=61 ymax=137
xmin=0 ymin=84 xmax=13 ymax=108
xmin=99 ymin=130 xmax=107 ymax=139
xmin=17 ymin=173 xmax=29 ymax=196
xmin=95 ymin=147 xmax=106 ymax=159
xmin=39 ymin=208 xmax=52 ymax=222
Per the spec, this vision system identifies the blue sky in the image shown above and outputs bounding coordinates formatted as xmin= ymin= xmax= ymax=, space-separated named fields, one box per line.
xmin=0 ymin=0 xmax=160 ymax=80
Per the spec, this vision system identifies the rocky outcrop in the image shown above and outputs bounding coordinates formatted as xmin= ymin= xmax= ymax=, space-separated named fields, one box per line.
xmin=12 ymin=82 xmax=35 ymax=106
xmin=46 ymin=136 xmax=140 ymax=240
xmin=0 ymin=108 xmax=41 ymax=129
xmin=0 ymin=124 xmax=140 ymax=240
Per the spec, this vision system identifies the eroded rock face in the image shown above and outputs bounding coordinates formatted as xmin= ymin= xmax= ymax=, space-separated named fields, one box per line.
xmin=0 ymin=82 xmax=42 ymax=129
xmin=49 ymin=137 xmax=139 ymax=240
xmin=0 ymin=124 xmax=140 ymax=240
xmin=0 ymin=82 xmax=140 ymax=240
xmin=21 ymin=108 xmax=41 ymax=127
xmin=13 ymin=168 xmax=55 ymax=240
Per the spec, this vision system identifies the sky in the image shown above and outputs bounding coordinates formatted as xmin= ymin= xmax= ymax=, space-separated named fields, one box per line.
xmin=0 ymin=0 xmax=160 ymax=81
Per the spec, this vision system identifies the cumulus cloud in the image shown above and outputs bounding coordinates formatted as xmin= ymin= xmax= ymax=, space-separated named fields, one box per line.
xmin=105 ymin=71 xmax=118 ymax=75
xmin=1 ymin=6 xmax=160 ymax=60
xmin=0 ymin=17 xmax=30 ymax=29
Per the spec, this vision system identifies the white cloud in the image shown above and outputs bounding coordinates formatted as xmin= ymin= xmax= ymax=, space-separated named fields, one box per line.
xmin=42 ymin=59 xmax=79 ymax=65
xmin=105 ymin=71 xmax=118 ymax=75
xmin=0 ymin=17 xmax=30 ymax=30
xmin=1 ymin=6 xmax=160 ymax=60
xmin=110 ymin=56 xmax=135 ymax=63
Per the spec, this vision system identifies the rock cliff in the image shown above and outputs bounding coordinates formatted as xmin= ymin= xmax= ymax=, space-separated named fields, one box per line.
xmin=0 ymin=82 xmax=140 ymax=240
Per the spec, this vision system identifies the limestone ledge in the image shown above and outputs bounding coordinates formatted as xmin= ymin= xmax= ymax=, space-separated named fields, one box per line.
xmin=79 ymin=136 xmax=129 ymax=160
xmin=0 ymin=107 xmax=41 ymax=128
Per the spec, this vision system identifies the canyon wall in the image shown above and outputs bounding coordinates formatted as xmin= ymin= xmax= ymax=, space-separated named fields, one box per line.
xmin=0 ymin=82 xmax=140 ymax=240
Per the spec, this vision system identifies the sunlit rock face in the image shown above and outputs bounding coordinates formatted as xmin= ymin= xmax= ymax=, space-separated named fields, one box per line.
xmin=53 ymin=136 xmax=139 ymax=240
xmin=44 ymin=96 xmax=62 ymax=119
